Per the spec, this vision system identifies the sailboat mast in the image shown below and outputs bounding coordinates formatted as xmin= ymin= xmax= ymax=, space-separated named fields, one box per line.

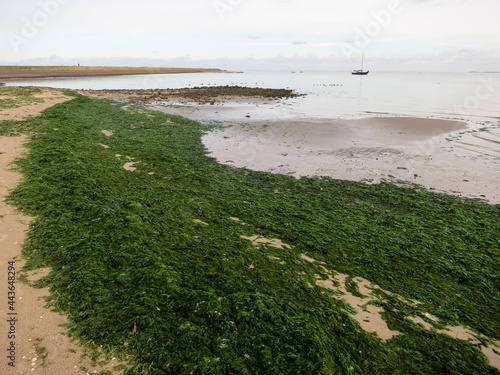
xmin=351 ymin=52 xmax=369 ymax=75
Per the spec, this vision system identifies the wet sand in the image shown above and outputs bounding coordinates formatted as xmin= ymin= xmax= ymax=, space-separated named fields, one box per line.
xmin=77 ymin=89 xmax=500 ymax=202
xmin=148 ymin=101 xmax=500 ymax=204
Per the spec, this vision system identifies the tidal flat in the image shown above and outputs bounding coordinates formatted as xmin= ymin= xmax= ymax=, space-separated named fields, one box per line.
xmin=1 ymin=89 xmax=499 ymax=374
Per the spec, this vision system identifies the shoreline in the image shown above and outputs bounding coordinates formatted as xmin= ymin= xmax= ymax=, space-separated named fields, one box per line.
xmin=77 ymin=88 xmax=500 ymax=204
xmin=147 ymin=103 xmax=499 ymax=204
xmin=198 ymin=116 xmax=499 ymax=204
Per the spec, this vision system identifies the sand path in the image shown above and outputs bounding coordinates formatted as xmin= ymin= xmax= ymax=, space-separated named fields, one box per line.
xmin=0 ymin=89 xmax=123 ymax=374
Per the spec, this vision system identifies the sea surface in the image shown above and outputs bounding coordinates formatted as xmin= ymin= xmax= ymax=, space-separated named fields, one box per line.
xmin=6 ymin=71 xmax=500 ymax=123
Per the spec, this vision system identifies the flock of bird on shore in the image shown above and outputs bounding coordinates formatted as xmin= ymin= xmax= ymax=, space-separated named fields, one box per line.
xmin=186 ymin=82 xmax=344 ymax=88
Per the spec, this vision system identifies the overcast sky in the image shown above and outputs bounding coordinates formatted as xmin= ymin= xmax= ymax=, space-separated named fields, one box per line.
xmin=1 ymin=0 xmax=499 ymax=71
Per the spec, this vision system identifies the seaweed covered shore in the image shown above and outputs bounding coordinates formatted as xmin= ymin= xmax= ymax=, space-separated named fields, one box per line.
xmin=1 ymin=90 xmax=499 ymax=374
xmin=80 ymin=86 xmax=301 ymax=105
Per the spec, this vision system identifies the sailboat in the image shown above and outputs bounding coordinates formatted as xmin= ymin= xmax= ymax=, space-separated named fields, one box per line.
xmin=352 ymin=53 xmax=369 ymax=75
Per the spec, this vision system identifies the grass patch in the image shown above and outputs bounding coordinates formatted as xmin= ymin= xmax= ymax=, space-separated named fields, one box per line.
xmin=33 ymin=338 xmax=49 ymax=367
xmin=0 ymin=86 xmax=44 ymax=110
xmin=7 ymin=93 xmax=500 ymax=374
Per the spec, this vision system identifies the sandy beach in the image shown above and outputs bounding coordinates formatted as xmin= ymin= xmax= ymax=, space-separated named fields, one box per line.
xmin=1 ymin=84 xmax=498 ymax=372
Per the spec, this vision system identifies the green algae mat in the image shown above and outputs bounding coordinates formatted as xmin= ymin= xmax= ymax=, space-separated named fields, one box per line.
xmin=3 ymin=92 xmax=499 ymax=374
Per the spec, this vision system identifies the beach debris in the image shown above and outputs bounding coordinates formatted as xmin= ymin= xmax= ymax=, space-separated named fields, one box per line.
xmin=84 ymin=86 xmax=301 ymax=105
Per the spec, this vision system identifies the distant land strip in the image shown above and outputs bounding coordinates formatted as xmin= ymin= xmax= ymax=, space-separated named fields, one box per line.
xmin=0 ymin=66 xmax=228 ymax=79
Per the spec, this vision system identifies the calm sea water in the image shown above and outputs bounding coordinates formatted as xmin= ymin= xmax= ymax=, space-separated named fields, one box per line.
xmin=6 ymin=71 xmax=500 ymax=122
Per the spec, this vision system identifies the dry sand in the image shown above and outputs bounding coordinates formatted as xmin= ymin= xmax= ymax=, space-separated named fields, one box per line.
xmin=0 ymin=90 xmax=125 ymax=374
xmin=0 ymin=88 xmax=70 ymax=122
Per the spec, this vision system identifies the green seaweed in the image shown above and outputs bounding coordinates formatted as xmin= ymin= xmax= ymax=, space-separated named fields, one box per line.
xmin=6 ymin=93 xmax=499 ymax=374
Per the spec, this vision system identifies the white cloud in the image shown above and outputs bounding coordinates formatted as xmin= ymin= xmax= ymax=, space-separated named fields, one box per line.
xmin=0 ymin=0 xmax=499 ymax=71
